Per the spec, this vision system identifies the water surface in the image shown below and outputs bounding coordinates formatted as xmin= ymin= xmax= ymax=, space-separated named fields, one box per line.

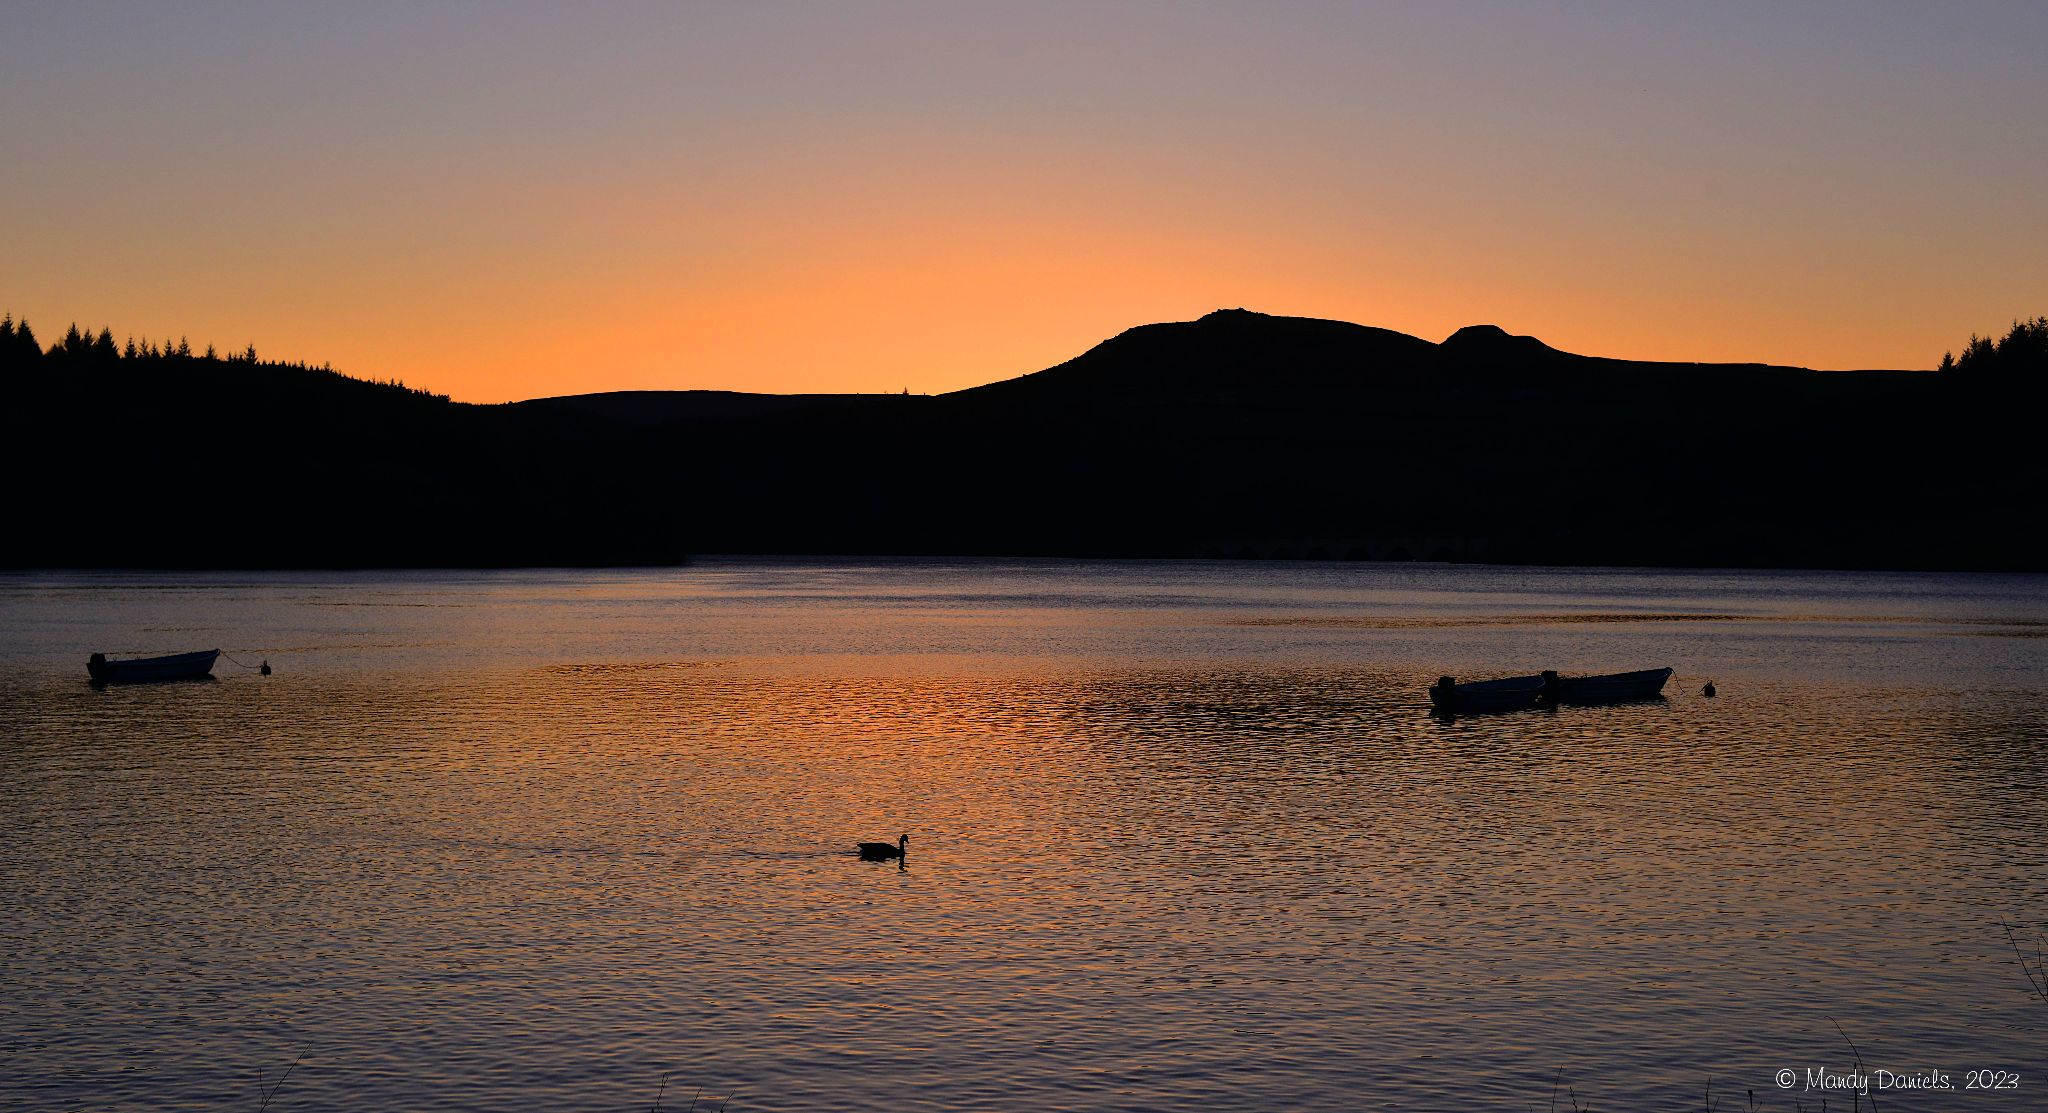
xmin=1 ymin=561 xmax=2043 ymax=1110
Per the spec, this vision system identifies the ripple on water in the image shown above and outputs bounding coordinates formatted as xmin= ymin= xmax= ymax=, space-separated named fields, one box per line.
xmin=0 ymin=564 xmax=2043 ymax=1110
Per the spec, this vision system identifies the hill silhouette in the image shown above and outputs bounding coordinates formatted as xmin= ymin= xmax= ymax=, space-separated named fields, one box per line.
xmin=2 ymin=319 xmax=686 ymax=567
xmin=513 ymin=389 xmax=925 ymax=426
xmin=4 ymin=309 xmax=2040 ymax=570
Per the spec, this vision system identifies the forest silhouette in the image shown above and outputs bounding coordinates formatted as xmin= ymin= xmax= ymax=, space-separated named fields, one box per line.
xmin=4 ymin=310 xmax=2041 ymax=570
xmin=1938 ymin=316 xmax=2048 ymax=379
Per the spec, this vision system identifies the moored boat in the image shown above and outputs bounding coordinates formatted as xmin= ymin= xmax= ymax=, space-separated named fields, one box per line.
xmin=87 ymin=649 xmax=220 ymax=684
xmin=1428 ymin=673 xmax=1547 ymax=713
xmin=1554 ymin=666 xmax=1673 ymax=705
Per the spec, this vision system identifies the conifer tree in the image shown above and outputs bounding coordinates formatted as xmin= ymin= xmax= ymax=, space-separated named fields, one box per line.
xmin=1961 ymin=334 xmax=1994 ymax=368
xmin=1994 ymin=316 xmax=2048 ymax=372
xmin=1945 ymin=317 xmax=2045 ymax=383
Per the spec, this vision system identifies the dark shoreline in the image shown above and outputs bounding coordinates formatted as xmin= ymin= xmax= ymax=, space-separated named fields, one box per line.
xmin=8 ymin=309 xmax=2042 ymax=574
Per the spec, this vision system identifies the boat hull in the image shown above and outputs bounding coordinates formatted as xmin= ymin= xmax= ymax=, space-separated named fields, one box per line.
xmin=1557 ymin=667 xmax=1673 ymax=705
xmin=1428 ymin=675 xmax=1547 ymax=713
xmin=88 ymin=649 xmax=220 ymax=684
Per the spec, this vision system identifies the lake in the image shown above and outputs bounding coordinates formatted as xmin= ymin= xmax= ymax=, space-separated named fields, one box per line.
xmin=1 ymin=560 xmax=2043 ymax=1110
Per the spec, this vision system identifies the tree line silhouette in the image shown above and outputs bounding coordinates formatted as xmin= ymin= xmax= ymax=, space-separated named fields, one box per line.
xmin=3 ymin=310 xmax=686 ymax=568
xmin=1 ymin=313 xmax=444 ymax=399
xmin=1938 ymin=316 xmax=2048 ymax=380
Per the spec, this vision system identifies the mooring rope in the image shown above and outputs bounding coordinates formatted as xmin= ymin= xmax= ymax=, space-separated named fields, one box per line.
xmin=219 ymin=651 xmax=271 ymax=674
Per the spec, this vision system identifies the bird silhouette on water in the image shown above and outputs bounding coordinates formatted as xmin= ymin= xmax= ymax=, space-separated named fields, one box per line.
xmin=1702 ymin=680 xmax=1717 ymax=698
xmin=858 ymin=834 xmax=908 ymax=862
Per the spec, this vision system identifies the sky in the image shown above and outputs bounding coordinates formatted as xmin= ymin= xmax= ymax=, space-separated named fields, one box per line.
xmin=4 ymin=2 xmax=2045 ymax=403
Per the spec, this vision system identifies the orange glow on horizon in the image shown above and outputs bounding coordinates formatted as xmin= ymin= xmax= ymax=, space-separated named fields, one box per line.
xmin=5 ymin=6 xmax=2042 ymax=403
xmin=13 ymin=175 xmax=2015 ymax=405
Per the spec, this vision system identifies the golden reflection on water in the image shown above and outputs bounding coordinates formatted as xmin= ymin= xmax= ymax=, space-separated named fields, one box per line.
xmin=1 ymin=563 xmax=2043 ymax=1111
xmin=5 ymin=660 xmax=2042 ymax=1110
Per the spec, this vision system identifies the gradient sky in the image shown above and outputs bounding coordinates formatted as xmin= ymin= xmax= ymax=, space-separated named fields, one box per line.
xmin=5 ymin=2 xmax=2045 ymax=402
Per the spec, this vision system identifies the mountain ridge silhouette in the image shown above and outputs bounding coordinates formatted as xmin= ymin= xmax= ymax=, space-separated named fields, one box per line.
xmin=524 ymin=310 xmax=1893 ymax=415
xmin=5 ymin=307 xmax=2035 ymax=570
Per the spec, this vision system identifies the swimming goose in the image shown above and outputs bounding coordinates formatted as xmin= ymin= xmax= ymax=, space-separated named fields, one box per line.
xmin=858 ymin=834 xmax=908 ymax=860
